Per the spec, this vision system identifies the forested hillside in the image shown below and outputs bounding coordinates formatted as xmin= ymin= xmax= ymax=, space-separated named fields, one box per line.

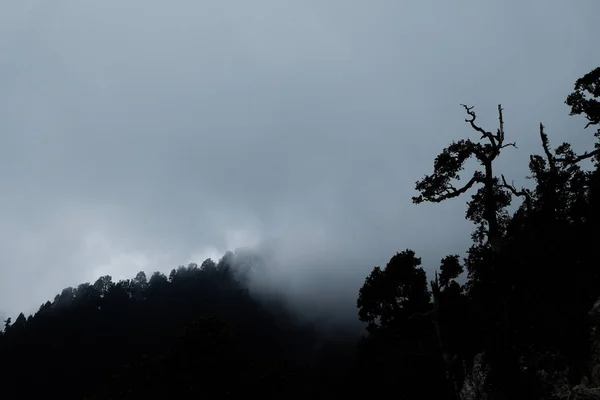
xmin=0 ymin=251 xmax=359 ymax=399
xmin=1 ymin=66 xmax=599 ymax=400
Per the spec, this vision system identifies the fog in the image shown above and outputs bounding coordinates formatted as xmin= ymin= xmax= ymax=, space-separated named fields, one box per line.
xmin=1 ymin=0 xmax=599 ymax=325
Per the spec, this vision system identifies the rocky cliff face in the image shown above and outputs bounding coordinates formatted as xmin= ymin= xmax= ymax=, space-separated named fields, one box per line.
xmin=460 ymin=353 xmax=489 ymax=400
xmin=459 ymin=299 xmax=600 ymax=400
xmin=547 ymin=299 xmax=600 ymax=400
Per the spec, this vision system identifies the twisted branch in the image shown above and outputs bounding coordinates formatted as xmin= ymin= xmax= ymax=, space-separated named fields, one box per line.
xmin=539 ymin=121 xmax=599 ymax=165
xmin=461 ymin=104 xmax=498 ymax=149
xmin=555 ymin=148 xmax=600 ymax=165
xmin=500 ymin=174 xmax=531 ymax=209
xmin=413 ymin=172 xmax=483 ymax=204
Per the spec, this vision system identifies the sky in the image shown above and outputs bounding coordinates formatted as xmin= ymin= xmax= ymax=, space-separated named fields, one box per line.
xmin=0 ymin=0 xmax=599 ymax=322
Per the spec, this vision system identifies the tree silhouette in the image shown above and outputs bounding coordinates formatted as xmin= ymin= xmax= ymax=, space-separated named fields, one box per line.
xmin=357 ymin=249 xmax=431 ymax=334
xmin=356 ymin=250 xmax=452 ymax=399
xmin=411 ymin=104 xmax=529 ymax=398
xmin=413 ymin=104 xmax=522 ymax=248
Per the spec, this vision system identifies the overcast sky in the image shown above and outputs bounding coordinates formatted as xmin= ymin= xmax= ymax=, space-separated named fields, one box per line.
xmin=0 ymin=0 xmax=599 ymax=321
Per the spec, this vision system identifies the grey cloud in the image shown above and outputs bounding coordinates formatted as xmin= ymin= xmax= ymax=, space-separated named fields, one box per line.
xmin=0 ymin=0 xmax=599 ymax=320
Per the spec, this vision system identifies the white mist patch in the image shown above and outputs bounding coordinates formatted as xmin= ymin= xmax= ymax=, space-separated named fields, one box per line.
xmin=88 ymin=251 xmax=151 ymax=283
xmin=225 ymin=227 xmax=262 ymax=251
xmin=80 ymin=229 xmax=171 ymax=283
xmin=186 ymin=245 xmax=222 ymax=266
